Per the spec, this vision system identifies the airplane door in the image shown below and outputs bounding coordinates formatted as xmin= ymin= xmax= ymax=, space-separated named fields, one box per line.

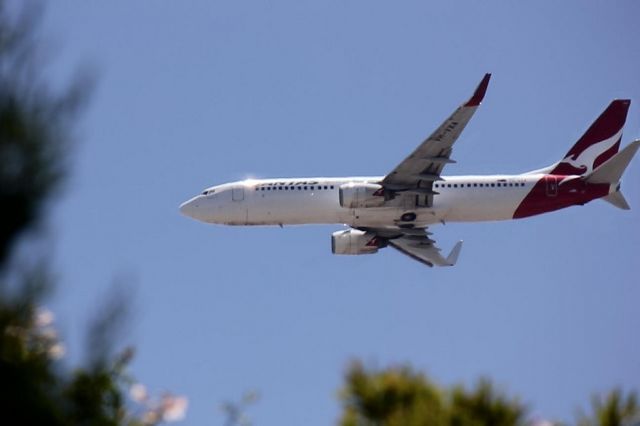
xmin=232 ymin=186 xmax=244 ymax=202
xmin=545 ymin=176 xmax=558 ymax=197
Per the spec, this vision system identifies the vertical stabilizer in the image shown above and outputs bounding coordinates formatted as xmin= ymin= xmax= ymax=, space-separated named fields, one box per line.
xmin=550 ymin=100 xmax=630 ymax=175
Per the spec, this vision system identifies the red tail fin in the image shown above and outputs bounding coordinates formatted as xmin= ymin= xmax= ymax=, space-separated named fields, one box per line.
xmin=551 ymin=99 xmax=630 ymax=175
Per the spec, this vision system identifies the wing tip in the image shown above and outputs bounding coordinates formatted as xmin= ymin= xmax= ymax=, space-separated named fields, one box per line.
xmin=464 ymin=73 xmax=491 ymax=107
xmin=445 ymin=240 xmax=463 ymax=266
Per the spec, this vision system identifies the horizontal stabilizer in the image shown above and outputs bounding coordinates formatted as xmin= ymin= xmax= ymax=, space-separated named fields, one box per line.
xmin=602 ymin=191 xmax=631 ymax=210
xmin=587 ymin=140 xmax=640 ymax=184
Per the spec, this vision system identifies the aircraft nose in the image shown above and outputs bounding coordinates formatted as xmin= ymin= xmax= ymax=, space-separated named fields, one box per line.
xmin=179 ymin=199 xmax=196 ymax=218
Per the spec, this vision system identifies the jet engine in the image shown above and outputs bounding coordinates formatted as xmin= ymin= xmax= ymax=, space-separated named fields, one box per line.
xmin=338 ymin=182 xmax=385 ymax=208
xmin=331 ymin=229 xmax=382 ymax=255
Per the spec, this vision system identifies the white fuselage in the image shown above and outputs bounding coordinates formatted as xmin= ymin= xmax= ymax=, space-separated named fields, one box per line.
xmin=180 ymin=174 xmax=547 ymax=228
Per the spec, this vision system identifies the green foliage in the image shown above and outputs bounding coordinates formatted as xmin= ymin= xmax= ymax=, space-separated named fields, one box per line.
xmin=577 ymin=388 xmax=639 ymax=426
xmin=339 ymin=361 xmax=525 ymax=426
xmin=0 ymin=0 xmax=89 ymax=268
xmin=0 ymin=264 xmax=138 ymax=425
xmin=220 ymin=390 xmax=260 ymax=426
xmin=0 ymin=2 xmax=137 ymax=425
xmin=340 ymin=361 xmax=446 ymax=426
xmin=339 ymin=363 xmax=640 ymax=426
xmin=0 ymin=284 xmax=64 ymax=425
xmin=449 ymin=379 xmax=525 ymax=426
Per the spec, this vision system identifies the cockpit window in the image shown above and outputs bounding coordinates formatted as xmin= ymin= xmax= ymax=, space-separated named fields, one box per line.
xmin=202 ymin=189 xmax=215 ymax=195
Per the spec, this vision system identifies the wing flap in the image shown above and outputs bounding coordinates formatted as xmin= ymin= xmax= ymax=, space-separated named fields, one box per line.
xmin=359 ymin=226 xmax=462 ymax=267
xmin=389 ymin=238 xmax=462 ymax=267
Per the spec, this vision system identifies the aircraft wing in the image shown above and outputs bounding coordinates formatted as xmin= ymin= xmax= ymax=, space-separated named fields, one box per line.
xmin=360 ymin=227 xmax=462 ymax=267
xmin=381 ymin=74 xmax=491 ymax=204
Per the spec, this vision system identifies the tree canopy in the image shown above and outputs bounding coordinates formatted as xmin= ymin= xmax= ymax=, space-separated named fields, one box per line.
xmin=339 ymin=361 xmax=525 ymax=426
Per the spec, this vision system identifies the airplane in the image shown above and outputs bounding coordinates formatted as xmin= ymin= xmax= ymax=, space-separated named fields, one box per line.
xmin=180 ymin=74 xmax=639 ymax=267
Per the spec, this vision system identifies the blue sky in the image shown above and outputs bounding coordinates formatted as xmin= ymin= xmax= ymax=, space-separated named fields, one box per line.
xmin=38 ymin=1 xmax=640 ymax=424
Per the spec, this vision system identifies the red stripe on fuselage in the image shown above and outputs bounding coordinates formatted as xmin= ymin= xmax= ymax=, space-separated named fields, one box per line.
xmin=513 ymin=175 xmax=609 ymax=219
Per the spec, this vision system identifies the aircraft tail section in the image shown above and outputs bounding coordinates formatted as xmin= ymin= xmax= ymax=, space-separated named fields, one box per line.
xmin=527 ymin=100 xmax=631 ymax=176
xmin=552 ymin=99 xmax=630 ymax=175
xmin=586 ymin=139 xmax=640 ymax=210
xmin=586 ymin=140 xmax=640 ymax=184
xmin=602 ymin=191 xmax=630 ymax=210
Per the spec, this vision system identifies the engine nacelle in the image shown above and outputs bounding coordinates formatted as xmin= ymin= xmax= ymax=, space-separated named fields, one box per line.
xmin=338 ymin=182 xmax=385 ymax=208
xmin=331 ymin=229 xmax=381 ymax=255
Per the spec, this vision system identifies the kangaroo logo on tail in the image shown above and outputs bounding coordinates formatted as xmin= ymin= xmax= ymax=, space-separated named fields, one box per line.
xmin=556 ymin=128 xmax=623 ymax=175
xmin=551 ymin=99 xmax=630 ymax=176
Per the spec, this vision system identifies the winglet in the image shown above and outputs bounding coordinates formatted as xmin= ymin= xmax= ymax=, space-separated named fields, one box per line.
xmin=445 ymin=240 xmax=463 ymax=266
xmin=464 ymin=73 xmax=491 ymax=107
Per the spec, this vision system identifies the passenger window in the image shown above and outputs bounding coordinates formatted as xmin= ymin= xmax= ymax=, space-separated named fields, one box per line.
xmin=473 ymin=183 xmax=477 ymax=187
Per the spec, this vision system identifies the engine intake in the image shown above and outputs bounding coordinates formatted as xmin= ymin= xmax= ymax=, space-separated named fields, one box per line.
xmin=331 ymin=229 xmax=382 ymax=255
xmin=338 ymin=182 xmax=385 ymax=208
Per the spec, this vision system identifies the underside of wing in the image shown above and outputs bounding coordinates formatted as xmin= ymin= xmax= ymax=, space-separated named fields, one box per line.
xmin=389 ymin=235 xmax=463 ymax=267
xmin=382 ymin=73 xmax=491 ymax=207
xmin=358 ymin=226 xmax=462 ymax=267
